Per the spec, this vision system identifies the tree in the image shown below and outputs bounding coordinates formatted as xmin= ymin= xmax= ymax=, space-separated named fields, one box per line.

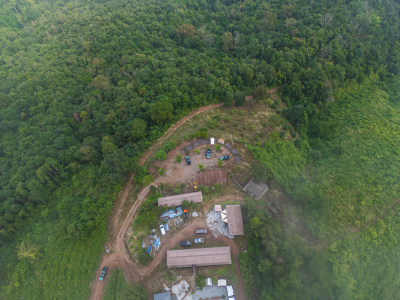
xmin=222 ymin=32 xmax=234 ymax=52
xmin=218 ymin=160 xmax=223 ymax=167
xmin=198 ymin=164 xmax=205 ymax=171
xmin=253 ymin=85 xmax=269 ymax=103
xmin=16 ymin=240 xmax=40 ymax=263
xmin=148 ymin=101 xmax=174 ymax=125
xmin=155 ymin=150 xmax=167 ymax=161
xmin=131 ymin=118 xmax=147 ymax=140
xmin=175 ymin=154 xmax=182 ymax=162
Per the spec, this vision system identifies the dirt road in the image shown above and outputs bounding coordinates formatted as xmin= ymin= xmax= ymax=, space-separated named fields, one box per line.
xmin=139 ymin=103 xmax=224 ymax=165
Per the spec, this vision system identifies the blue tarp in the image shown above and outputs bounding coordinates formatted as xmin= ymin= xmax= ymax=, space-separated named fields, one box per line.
xmin=154 ymin=238 xmax=160 ymax=247
xmin=165 ymin=223 xmax=169 ymax=231
xmin=147 ymin=246 xmax=151 ymax=253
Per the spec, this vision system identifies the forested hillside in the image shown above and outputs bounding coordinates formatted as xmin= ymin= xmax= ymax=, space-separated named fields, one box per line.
xmin=0 ymin=0 xmax=399 ymax=298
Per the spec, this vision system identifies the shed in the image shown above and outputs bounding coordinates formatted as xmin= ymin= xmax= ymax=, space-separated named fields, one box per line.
xmin=226 ymin=205 xmax=244 ymax=236
xmin=158 ymin=192 xmax=203 ymax=207
xmin=227 ymin=286 xmax=234 ymax=297
xmin=218 ymin=279 xmax=227 ymax=287
xmin=210 ymin=137 xmax=215 ymax=145
xmin=154 ymin=292 xmax=171 ymax=300
xmin=244 ymin=178 xmax=269 ymax=199
xmin=167 ymin=247 xmax=232 ymax=268
xmin=214 ymin=205 xmax=222 ymax=212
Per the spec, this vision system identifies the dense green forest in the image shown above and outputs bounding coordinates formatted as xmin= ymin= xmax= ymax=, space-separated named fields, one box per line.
xmin=0 ymin=0 xmax=399 ymax=298
xmin=244 ymin=79 xmax=400 ymax=299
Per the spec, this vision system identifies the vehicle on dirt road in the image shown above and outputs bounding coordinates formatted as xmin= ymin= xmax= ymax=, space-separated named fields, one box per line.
xmin=183 ymin=210 xmax=189 ymax=222
xmin=206 ymin=149 xmax=211 ymax=159
xmin=180 ymin=241 xmax=192 ymax=247
xmin=160 ymin=224 xmax=166 ymax=236
xmin=194 ymin=238 xmax=204 ymax=243
xmin=99 ymin=266 xmax=108 ymax=281
xmin=219 ymin=155 xmax=231 ymax=161
xmin=185 ymin=155 xmax=191 ymax=165
xmin=195 ymin=228 xmax=207 ymax=234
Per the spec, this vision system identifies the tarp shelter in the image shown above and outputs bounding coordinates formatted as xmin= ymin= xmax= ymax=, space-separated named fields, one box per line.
xmin=167 ymin=247 xmax=232 ymax=268
xmin=218 ymin=279 xmax=227 ymax=286
xmin=206 ymin=278 xmax=212 ymax=286
xmin=227 ymin=286 xmax=234 ymax=297
xmin=218 ymin=138 xmax=224 ymax=144
xmin=153 ymin=292 xmax=171 ymax=300
xmin=147 ymin=246 xmax=152 ymax=253
xmin=158 ymin=192 xmax=203 ymax=207
xmin=210 ymin=137 xmax=215 ymax=145
xmin=221 ymin=209 xmax=228 ymax=223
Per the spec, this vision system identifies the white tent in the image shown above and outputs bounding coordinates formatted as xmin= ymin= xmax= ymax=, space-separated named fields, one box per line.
xmin=210 ymin=137 xmax=215 ymax=145
xmin=206 ymin=278 xmax=212 ymax=286
xmin=227 ymin=286 xmax=234 ymax=297
xmin=218 ymin=279 xmax=227 ymax=286
xmin=221 ymin=209 xmax=228 ymax=223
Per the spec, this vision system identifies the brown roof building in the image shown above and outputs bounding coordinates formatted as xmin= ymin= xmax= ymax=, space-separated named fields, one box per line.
xmin=158 ymin=192 xmax=203 ymax=207
xmin=226 ymin=205 xmax=244 ymax=235
xmin=167 ymin=247 xmax=231 ymax=268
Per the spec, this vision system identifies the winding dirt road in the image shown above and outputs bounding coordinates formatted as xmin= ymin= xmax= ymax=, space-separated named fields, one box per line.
xmin=89 ymin=90 xmax=284 ymax=299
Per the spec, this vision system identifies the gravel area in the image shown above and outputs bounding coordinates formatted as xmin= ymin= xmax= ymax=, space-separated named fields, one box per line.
xmin=184 ymin=286 xmax=228 ymax=300
xmin=206 ymin=210 xmax=234 ymax=239
xmin=172 ymin=280 xmax=190 ymax=300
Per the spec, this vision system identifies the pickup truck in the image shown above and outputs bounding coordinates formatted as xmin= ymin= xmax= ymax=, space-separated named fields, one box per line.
xmin=219 ymin=155 xmax=231 ymax=161
xmin=194 ymin=238 xmax=204 ymax=244
xmin=185 ymin=155 xmax=191 ymax=165
xmin=99 ymin=266 xmax=108 ymax=281
xmin=205 ymin=149 xmax=211 ymax=159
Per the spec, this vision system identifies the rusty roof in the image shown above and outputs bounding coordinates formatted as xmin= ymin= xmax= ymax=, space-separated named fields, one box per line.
xmin=158 ymin=192 xmax=203 ymax=207
xmin=226 ymin=205 xmax=244 ymax=235
xmin=167 ymin=247 xmax=231 ymax=268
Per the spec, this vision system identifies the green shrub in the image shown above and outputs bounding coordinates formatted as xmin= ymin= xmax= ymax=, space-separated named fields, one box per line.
xmin=155 ymin=150 xmax=167 ymax=161
xmin=175 ymin=154 xmax=182 ymax=163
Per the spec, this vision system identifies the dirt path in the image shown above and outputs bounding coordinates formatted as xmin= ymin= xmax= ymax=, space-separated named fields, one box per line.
xmin=312 ymin=198 xmax=400 ymax=250
xmin=89 ymin=102 xmax=226 ymax=300
xmin=138 ymin=103 xmax=224 ymax=165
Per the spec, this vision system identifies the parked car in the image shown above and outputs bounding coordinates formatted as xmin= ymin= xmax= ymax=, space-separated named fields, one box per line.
xmin=206 ymin=149 xmax=211 ymax=159
xmin=195 ymin=228 xmax=207 ymax=234
xmin=185 ymin=155 xmax=191 ymax=165
xmin=194 ymin=238 xmax=204 ymax=244
xmin=183 ymin=210 xmax=189 ymax=222
xmin=180 ymin=241 xmax=192 ymax=247
xmin=160 ymin=224 xmax=166 ymax=236
xmin=99 ymin=266 xmax=108 ymax=281
xmin=219 ymin=155 xmax=231 ymax=161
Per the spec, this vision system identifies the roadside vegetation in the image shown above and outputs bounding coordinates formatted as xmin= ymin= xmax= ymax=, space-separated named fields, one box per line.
xmin=103 ymin=270 xmax=147 ymax=300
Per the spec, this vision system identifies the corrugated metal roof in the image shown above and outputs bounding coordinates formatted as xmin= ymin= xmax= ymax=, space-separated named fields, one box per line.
xmin=167 ymin=247 xmax=231 ymax=268
xmin=226 ymin=205 xmax=244 ymax=235
xmin=158 ymin=192 xmax=203 ymax=207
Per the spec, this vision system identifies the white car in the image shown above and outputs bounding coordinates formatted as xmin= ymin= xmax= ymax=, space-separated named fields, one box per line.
xmin=160 ymin=224 xmax=166 ymax=236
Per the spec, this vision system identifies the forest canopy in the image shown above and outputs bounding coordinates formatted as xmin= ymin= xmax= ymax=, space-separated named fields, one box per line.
xmin=0 ymin=0 xmax=399 ymax=298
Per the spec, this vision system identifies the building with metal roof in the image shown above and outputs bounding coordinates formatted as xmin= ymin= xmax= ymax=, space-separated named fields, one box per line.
xmin=158 ymin=192 xmax=203 ymax=207
xmin=167 ymin=247 xmax=231 ymax=268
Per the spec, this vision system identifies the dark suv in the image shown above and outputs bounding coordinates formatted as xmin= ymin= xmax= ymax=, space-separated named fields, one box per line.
xmin=206 ymin=149 xmax=211 ymax=159
xmin=99 ymin=266 xmax=108 ymax=281
xmin=180 ymin=241 xmax=192 ymax=247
